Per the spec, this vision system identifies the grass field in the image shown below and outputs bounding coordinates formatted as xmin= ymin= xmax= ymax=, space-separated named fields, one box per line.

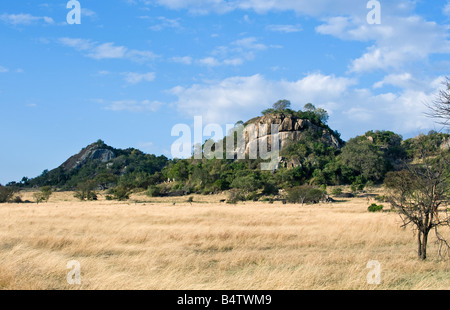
xmin=0 ymin=191 xmax=448 ymax=290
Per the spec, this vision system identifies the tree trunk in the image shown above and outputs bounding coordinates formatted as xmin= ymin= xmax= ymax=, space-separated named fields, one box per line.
xmin=418 ymin=230 xmax=429 ymax=260
xmin=417 ymin=231 xmax=422 ymax=258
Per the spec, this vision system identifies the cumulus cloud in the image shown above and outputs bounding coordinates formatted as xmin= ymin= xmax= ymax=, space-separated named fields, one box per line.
xmin=317 ymin=14 xmax=450 ymax=73
xmin=168 ymin=73 xmax=445 ymax=137
xmin=169 ymin=73 xmax=355 ymax=124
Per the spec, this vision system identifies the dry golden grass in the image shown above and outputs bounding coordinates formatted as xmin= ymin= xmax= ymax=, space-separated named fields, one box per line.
xmin=0 ymin=191 xmax=448 ymax=290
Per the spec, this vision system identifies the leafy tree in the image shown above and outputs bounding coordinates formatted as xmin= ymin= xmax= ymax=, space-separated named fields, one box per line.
xmin=287 ymin=185 xmax=326 ymax=205
xmin=340 ymin=138 xmax=387 ymax=183
xmin=33 ymin=186 xmax=52 ymax=203
xmin=74 ymin=181 xmax=98 ymax=201
xmin=273 ymin=99 xmax=291 ymax=111
xmin=230 ymin=173 xmax=262 ymax=194
xmin=108 ymin=185 xmax=131 ymax=201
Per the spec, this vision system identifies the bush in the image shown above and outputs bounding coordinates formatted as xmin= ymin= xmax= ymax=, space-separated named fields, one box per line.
xmin=146 ymin=185 xmax=161 ymax=197
xmin=287 ymin=185 xmax=326 ymax=204
xmin=108 ymin=186 xmax=131 ymax=201
xmin=0 ymin=186 xmax=16 ymax=203
xmin=374 ymin=195 xmax=386 ymax=202
xmin=331 ymin=188 xmax=343 ymax=196
xmin=246 ymin=191 xmax=259 ymax=201
xmin=34 ymin=186 xmax=52 ymax=203
xmin=262 ymin=183 xmax=279 ymax=196
xmin=368 ymin=203 xmax=384 ymax=212
xmin=74 ymin=181 xmax=98 ymax=201
xmin=227 ymin=189 xmax=246 ymax=204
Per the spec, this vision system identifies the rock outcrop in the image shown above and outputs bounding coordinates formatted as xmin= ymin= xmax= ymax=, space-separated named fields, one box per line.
xmin=239 ymin=113 xmax=342 ymax=158
xmin=60 ymin=143 xmax=116 ymax=171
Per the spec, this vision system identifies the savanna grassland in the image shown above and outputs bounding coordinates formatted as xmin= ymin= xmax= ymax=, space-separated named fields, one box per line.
xmin=0 ymin=191 xmax=448 ymax=290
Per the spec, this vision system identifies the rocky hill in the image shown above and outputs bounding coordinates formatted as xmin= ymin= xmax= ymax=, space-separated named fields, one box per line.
xmin=242 ymin=113 xmax=342 ymax=156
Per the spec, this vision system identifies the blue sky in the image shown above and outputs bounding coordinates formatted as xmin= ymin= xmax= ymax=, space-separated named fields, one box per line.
xmin=0 ymin=0 xmax=449 ymax=184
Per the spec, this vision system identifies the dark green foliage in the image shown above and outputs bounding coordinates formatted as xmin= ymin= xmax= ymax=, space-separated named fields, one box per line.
xmin=74 ymin=181 xmax=98 ymax=201
xmin=0 ymin=186 xmax=16 ymax=203
xmin=340 ymin=137 xmax=387 ymax=183
xmin=287 ymin=185 xmax=326 ymax=204
xmin=331 ymin=188 xmax=343 ymax=196
xmin=375 ymin=195 xmax=386 ymax=202
xmin=403 ymin=131 xmax=450 ymax=159
xmin=262 ymin=182 xmax=279 ymax=196
xmin=368 ymin=203 xmax=384 ymax=212
xmin=146 ymin=185 xmax=161 ymax=197
xmin=230 ymin=172 xmax=262 ymax=193
xmin=108 ymin=186 xmax=131 ymax=201
xmin=27 ymin=141 xmax=168 ymax=190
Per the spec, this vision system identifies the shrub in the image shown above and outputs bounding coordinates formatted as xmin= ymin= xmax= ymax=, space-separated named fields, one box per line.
xmin=13 ymin=196 xmax=23 ymax=203
xmin=375 ymin=195 xmax=386 ymax=202
xmin=108 ymin=186 xmax=131 ymax=201
xmin=227 ymin=189 xmax=246 ymax=204
xmin=74 ymin=181 xmax=98 ymax=201
xmin=246 ymin=191 xmax=259 ymax=202
xmin=262 ymin=183 xmax=279 ymax=196
xmin=368 ymin=203 xmax=384 ymax=212
xmin=34 ymin=186 xmax=53 ymax=203
xmin=331 ymin=188 xmax=343 ymax=196
xmin=146 ymin=185 xmax=161 ymax=197
xmin=0 ymin=186 xmax=16 ymax=203
xmin=287 ymin=185 xmax=326 ymax=204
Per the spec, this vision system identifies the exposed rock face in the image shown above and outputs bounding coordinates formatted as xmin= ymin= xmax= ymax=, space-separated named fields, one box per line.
xmin=60 ymin=143 xmax=116 ymax=171
xmin=239 ymin=113 xmax=342 ymax=158
xmin=441 ymin=137 xmax=450 ymax=150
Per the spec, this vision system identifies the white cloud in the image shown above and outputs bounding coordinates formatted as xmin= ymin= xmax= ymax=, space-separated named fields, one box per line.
xmin=0 ymin=13 xmax=54 ymax=25
xmin=169 ymin=73 xmax=355 ymax=124
xmin=373 ymin=73 xmax=414 ymax=89
xmin=444 ymin=2 xmax=450 ymax=16
xmin=122 ymin=72 xmax=156 ymax=84
xmin=149 ymin=16 xmax=181 ymax=31
xmin=59 ymin=38 xmax=157 ymax=62
xmin=170 ymin=56 xmax=193 ymax=65
xmin=198 ymin=57 xmax=221 ymax=67
xmin=0 ymin=66 xmax=8 ymax=73
xmin=105 ymin=100 xmax=163 ymax=112
xmin=317 ymin=14 xmax=450 ymax=73
xmin=266 ymin=24 xmax=302 ymax=33
xmin=168 ymin=73 xmax=445 ymax=136
xmin=81 ymin=8 xmax=97 ymax=18
xmin=232 ymin=37 xmax=267 ymax=51
xmin=87 ymin=43 xmax=128 ymax=60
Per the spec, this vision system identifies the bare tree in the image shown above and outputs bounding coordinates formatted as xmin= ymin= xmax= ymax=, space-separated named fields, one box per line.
xmin=426 ymin=77 xmax=450 ymax=128
xmin=384 ymin=152 xmax=450 ymax=260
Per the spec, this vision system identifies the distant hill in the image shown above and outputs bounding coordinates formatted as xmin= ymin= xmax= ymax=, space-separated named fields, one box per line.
xmin=23 ymin=140 xmax=168 ymax=190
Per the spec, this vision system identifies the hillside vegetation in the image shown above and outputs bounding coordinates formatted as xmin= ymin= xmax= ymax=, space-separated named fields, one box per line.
xmin=2 ymin=102 xmax=449 ymax=203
